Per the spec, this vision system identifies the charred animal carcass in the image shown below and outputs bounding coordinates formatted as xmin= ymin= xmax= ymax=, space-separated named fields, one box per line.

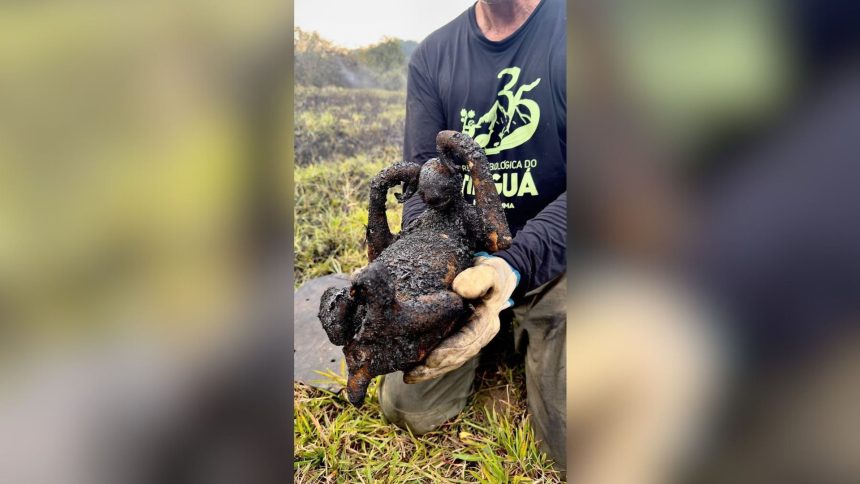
xmin=318 ymin=131 xmax=512 ymax=406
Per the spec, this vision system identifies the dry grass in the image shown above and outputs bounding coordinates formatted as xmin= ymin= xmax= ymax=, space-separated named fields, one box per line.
xmin=294 ymin=362 xmax=562 ymax=483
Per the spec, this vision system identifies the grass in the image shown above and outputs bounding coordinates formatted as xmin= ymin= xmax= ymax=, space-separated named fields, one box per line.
xmin=293 ymin=86 xmax=406 ymax=287
xmin=294 ymin=155 xmax=402 ymax=287
xmin=294 ymin=86 xmax=405 ymax=166
xmin=294 ymin=362 xmax=562 ymax=483
xmin=294 ymin=85 xmax=560 ymax=482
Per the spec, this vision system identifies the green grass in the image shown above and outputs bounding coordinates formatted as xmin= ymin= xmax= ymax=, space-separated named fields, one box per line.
xmin=294 ymin=155 xmax=402 ymax=287
xmin=293 ymin=86 xmax=407 ymax=287
xmin=294 ymin=363 xmax=562 ymax=483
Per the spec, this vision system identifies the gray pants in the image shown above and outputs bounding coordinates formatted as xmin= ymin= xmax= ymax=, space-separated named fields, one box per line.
xmin=378 ymin=274 xmax=567 ymax=469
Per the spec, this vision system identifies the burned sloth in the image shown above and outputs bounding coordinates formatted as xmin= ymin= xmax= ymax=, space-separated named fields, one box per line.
xmin=319 ymin=131 xmax=512 ymax=406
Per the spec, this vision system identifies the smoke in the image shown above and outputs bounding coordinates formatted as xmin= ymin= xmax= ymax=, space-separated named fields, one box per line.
xmin=334 ymin=57 xmax=378 ymax=89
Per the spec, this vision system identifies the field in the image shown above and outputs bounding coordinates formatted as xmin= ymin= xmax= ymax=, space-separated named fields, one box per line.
xmin=293 ymin=85 xmax=560 ymax=482
xmin=294 ymin=86 xmax=405 ymax=167
xmin=295 ymin=363 xmax=562 ymax=483
xmin=294 ymin=86 xmax=406 ymax=287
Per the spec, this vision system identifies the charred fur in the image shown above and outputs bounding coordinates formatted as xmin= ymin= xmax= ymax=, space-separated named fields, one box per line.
xmin=318 ymin=131 xmax=511 ymax=406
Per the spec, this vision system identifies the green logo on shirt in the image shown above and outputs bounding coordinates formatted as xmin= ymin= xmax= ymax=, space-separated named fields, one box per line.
xmin=460 ymin=66 xmax=541 ymax=155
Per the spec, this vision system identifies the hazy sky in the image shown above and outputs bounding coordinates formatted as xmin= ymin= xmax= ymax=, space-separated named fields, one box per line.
xmin=295 ymin=0 xmax=474 ymax=48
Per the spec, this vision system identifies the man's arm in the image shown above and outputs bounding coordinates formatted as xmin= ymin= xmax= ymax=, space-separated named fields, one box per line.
xmin=401 ymin=44 xmax=444 ymax=229
xmin=495 ymin=191 xmax=567 ymax=296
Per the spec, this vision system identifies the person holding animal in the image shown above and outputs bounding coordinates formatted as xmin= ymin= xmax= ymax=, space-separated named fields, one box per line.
xmin=379 ymin=0 xmax=569 ymax=470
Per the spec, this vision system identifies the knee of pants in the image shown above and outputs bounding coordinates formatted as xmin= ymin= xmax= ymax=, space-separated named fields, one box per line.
xmin=378 ymin=362 xmax=477 ymax=435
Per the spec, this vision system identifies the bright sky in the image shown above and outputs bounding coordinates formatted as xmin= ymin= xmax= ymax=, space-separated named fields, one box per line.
xmin=295 ymin=0 xmax=474 ymax=48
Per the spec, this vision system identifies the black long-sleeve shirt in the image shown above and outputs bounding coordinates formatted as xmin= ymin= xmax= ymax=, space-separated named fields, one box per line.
xmin=401 ymin=0 xmax=567 ymax=295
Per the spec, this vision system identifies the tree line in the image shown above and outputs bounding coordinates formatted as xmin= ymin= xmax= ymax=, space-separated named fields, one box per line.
xmin=294 ymin=28 xmax=417 ymax=91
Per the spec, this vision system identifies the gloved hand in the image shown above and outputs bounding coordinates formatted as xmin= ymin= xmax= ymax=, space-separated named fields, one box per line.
xmin=404 ymin=252 xmax=520 ymax=383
